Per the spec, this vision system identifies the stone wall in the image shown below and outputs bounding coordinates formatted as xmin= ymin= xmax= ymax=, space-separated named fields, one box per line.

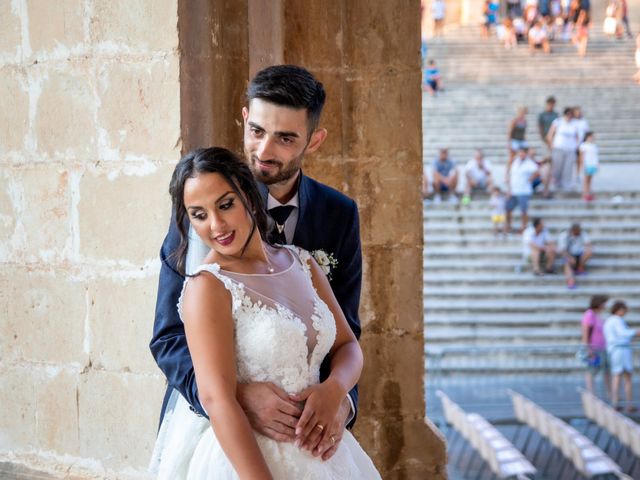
xmin=0 ymin=1 xmax=179 ymax=477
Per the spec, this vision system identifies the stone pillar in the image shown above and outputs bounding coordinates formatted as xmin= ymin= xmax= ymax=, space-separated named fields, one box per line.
xmin=281 ymin=1 xmax=447 ymax=477
xmin=179 ymin=0 xmax=249 ymax=154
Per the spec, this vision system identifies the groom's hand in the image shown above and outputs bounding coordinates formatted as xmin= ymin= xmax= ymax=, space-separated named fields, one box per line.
xmin=237 ymin=382 xmax=302 ymax=442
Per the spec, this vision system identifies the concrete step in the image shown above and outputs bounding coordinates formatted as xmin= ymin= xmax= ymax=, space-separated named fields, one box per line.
xmin=424 ymin=311 xmax=640 ymax=326
xmin=426 ymin=325 xmax=580 ymax=343
xmin=423 ymin=297 xmax=640 ymax=313
xmin=422 ymin=258 xmax=640 ymax=272
xmin=423 ymin=271 xmax=640 ymax=286
xmin=424 ymin=242 xmax=640 ymax=254
xmin=423 ymin=284 xmax=640 ymax=298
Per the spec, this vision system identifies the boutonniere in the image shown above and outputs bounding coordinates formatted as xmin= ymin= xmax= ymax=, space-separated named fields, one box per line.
xmin=311 ymin=249 xmax=338 ymax=280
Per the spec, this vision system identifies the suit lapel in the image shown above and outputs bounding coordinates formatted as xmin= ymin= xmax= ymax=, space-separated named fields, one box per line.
xmin=293 ymin=173 xmax=311 ymax=247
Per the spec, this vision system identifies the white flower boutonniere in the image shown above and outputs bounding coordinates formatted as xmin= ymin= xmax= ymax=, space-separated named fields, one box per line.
xmin=311 ymin=249 xmax=338 ymax=280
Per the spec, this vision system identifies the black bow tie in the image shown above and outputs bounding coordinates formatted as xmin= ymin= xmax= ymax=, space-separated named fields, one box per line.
xmin=268 ymin=206 xmax=295 ymax=244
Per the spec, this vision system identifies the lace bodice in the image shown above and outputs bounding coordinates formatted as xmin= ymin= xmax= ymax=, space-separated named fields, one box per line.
xmin=177 ymin=246 xmax=337 ymax=394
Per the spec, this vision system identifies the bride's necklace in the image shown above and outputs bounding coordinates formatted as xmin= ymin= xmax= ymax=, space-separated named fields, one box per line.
xmin=261 ymin=244 xmax=275 ymax=274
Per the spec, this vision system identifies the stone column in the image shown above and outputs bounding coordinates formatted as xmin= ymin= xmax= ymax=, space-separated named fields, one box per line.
xmin=281 ymin=1 xmax=447 ymax=477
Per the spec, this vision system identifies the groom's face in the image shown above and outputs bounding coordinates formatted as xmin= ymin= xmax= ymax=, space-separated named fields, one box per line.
xmin=242 ymin=99 xmax=325 ymax=186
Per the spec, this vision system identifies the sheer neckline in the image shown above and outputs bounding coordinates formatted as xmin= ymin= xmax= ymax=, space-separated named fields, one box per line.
xmin=217 ymin=245 xmax=296 ymax=277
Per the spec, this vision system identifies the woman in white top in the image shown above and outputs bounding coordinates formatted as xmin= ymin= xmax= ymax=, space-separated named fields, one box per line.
xmin=603 ymin=300 xmax=638 ymax=413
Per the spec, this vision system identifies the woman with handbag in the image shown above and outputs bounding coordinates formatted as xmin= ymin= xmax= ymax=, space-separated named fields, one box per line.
xmin=581 ymin=295 xmax=611 ymax=398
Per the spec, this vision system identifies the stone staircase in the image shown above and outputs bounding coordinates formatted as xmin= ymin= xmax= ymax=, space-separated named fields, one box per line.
xmin=422 ymin=0 xmax=640 ymax=373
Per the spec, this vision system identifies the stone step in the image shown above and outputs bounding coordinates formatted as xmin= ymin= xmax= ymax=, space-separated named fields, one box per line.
xmin=424 ymin=206 xmax=640 ymax=219
xmin=424 ymin=311 xmax=640 ymax=326
xmin=422 ymin=258 xmax=640 ymax=273
xmin=424 ymin=234 xmax=639 ymax=247
xmin=423 ymin=246 xmax=640 ymax=260
xmin=423 ymin=284 xmax=640 ymax=298
xmin=423 ymin=222 xmax=639 ymax=234
xmin=423 ymin=271 xmax=640 ymax=286
xmin=423 ymin=297 xmax=640 ymax=313
xmin=426 ymin=325 xmax=581 ymax=343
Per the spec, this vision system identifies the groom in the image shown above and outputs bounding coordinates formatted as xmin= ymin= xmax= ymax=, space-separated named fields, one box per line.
xmin=150 ymin=65 xmax=362 ymax=460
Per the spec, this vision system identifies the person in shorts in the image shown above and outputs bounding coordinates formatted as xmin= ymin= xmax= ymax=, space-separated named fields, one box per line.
xmin=581 ymin=295 xmax=611 ymax=398
xmin=579 ymin=131 xmax=598 ymax=201
xmin=522 ymin=217 xmax=556 ymax=275
xmin=558 ymin=222 xmax=592 ymax=289
xmin=489 ymin=186 xmax=506 ymax=237
xmin=432 ymin=148 xmax=459 ymax=204
xmin=462 ymin=149 xmax=493 ymax=204
xmin=604 ymin=301 xmax=639 ymax=412
xmin=506 ymin=147 xmax=540 ymax=233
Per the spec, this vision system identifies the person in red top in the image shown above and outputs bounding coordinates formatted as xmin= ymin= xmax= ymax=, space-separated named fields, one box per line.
xmin=581 ymin=295 xmax=611 ymax=398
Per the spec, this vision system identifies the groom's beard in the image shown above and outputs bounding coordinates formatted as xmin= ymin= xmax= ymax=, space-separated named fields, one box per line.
xmin=248 ymin=150 xmax=305 ymax=186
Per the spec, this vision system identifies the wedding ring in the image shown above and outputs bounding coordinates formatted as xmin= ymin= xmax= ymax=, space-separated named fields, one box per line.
xmin=314 ymin=424 xmax=324 ymax=432
xmin=330 ymin=434 xmax=337 ymax=445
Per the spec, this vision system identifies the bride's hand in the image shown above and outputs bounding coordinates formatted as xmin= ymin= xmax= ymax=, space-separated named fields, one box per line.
xmin=290 ymin=379 xmax=346 ymax=456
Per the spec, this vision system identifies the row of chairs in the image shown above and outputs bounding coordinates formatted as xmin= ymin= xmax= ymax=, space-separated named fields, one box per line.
xmin=509 ymin=390 xmax=631 ymax=479
xmin=437 ymin=390 xmax=536 ymax=479
xmin=580 ymin=388 xmax=640 ymax=458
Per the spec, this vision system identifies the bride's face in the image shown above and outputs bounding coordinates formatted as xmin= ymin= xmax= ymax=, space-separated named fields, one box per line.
xmin=183 ymin=172 xmax=254 ymax=257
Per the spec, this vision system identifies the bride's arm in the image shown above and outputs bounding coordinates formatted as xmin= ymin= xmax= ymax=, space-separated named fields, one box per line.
xmin=292 ymin=257 xmax=364 ymax=455
xmin=182 ymin=273 xmax=272 ymax=480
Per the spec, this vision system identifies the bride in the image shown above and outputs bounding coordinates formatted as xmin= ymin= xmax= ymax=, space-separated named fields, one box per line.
xmin=149 ymin=147 xmax=380 ymax=479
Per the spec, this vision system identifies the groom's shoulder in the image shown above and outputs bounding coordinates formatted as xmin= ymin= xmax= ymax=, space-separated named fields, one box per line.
xmin=302 ymin=174 xmax=357 ymax=213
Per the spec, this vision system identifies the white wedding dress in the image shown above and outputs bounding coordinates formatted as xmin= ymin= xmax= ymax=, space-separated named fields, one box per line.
xmin=149 ymin=246 xmax=381 ymax=479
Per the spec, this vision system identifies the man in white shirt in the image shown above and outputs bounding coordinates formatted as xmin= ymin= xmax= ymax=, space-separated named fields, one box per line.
xmin=462 ymin=149 xmax=493 ymax=204
xmin=547 ymin=107 xmax=580 ymax=192
xmin=506 ymin=147 xmax=540 ymax=233
xmin=523 ymin=217 xmax=556 ymax=275
xmin=558 ymin=222 xmax=592 ymax=288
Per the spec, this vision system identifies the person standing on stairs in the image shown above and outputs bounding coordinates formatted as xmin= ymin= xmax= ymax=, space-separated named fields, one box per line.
xmin=507 ymin=106 xmax=529 ymax=172
xmin=506 ymin=147 xmax=540 ymax=233
xmin=547 ymin=107 xmax=580 ymax=193
xmin=539 ymin=96 xmax=558 ymax=199
xmin=581 ymin=295 xmax=612 ymax=399
xmin=604 ymin=301 xmax=638 ymax=413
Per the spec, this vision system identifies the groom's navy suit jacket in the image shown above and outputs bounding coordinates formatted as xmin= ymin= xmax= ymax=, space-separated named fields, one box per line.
xmin=150 ymin=173 xmax=363 ymax=428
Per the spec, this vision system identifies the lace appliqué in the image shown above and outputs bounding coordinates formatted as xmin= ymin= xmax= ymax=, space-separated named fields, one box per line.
xmin=177 ymin=254 xmax=336 ymax=395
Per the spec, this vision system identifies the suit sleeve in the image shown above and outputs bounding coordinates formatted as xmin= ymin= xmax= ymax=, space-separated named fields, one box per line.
xmin=149 ymin=218 xmax=207 ymax=418
xmin=331 ymin=201 xmax=362 ymax=428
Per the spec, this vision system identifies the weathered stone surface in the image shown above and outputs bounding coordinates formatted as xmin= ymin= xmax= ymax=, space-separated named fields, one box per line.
xmin=343 ymin=71 xmax=423 ymax=158
xmin=96 ymin=58 xmax=180 ymax=160
xmin=354 ymin=415 xmax=447 ymax=479
xmin=35 ymin=368 xmax=80 ymax=455
xmin=88 ymin=275 xmax=160 ymax=373
xmin=358 ymin=331 xmax=427 ymax=416
xmin=0 ymin=365 xmax=37 ymax=450
xmin=12 ymin=166 xmax=72 ymax=260
xmin=310 ymin=71 xmax=345 ymax=160
xmin=283 ymin=1 xmax=342 ymax=69
xmin=345 ymin=1 xmax=420 ymax=70
xmin=78 ymin=370 xmax=165 ymax=469
xmin=36 ymin=68 xmax=95 ymax=157
xmin=0 ymin=2 xmax=21 ymax=60
xmin=360 ymin=245 xmax=424 ymax=333
xmin=91 ymin=0 xmax=178 ymax=52
xmin=0 ymin=171 xmax=16 ymax=249
xmin=78 ymin=165 xmax=172 ymax=263
xmin=4 ymin=268 xmax=87 ymax=364
xmin=0 ymin=66 xmax=28 ymax=151
xmin=351 ymin=156 xmax=423 ymax=247
xmin=27 ymin=0 xmax=85 ymax=54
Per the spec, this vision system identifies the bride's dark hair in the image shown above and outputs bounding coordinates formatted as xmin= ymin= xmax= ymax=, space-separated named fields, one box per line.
xmin=169 ymin=147 xmax=269 ymax=275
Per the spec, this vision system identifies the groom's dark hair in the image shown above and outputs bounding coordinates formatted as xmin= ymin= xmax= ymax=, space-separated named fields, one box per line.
xmin=169 ymin=147 xmax=269 ymax=275
xmin=247 ymin=65 xmax=326 ymax=132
